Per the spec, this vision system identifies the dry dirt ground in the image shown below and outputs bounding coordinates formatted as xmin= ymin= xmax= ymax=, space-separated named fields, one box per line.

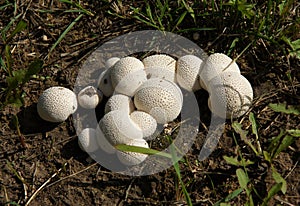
xmin=0 ymin=1 xmax=299 ymax=205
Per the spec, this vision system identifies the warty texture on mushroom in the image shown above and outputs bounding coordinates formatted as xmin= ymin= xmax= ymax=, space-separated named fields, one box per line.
xmin=199 ymin=53 xmax=240 ymax=92
xmin=37 ymin=86 xmax=77 ymax=122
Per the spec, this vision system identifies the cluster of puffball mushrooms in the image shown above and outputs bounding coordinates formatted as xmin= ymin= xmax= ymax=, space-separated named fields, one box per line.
xmin=37 ymin=53 xmax=253 ymax=166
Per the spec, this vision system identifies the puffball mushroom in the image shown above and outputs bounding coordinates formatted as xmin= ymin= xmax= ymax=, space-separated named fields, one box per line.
xmin=97 ymin=69 xmax=114 ymax=97
xmin=176 ymin=54 xmax=203 ymax=91
xmin=199 ymin=53 xmax=240 ymax=91
xmin=105 ymin=57 xmax=120 ymax=69
xmin=143 ymin=54 xmax=177 ymax=82
xmin=95 ymin=125 xmax=116 ymax=154
xmin=99 ymin=110 xmax=143 ymax=146
xmin=104 ymin=94 xmax=135 ymax=114
xmin=208 ymin=72 xmax=253 ymax=119
xmin=110 ymin=56 xmax=147 ymax=96
xmin=78 ymin=128 xmax=99 ymax=153
xmin=37 ymin=86 xmax=77 ymax=122
xmin=130 ymin=111 xmax=157 ymax=140
xmin=117 ymin=138 xmax=149 ymax=166
xmin=134 ymin=78 xmax=183 ymax=124
xmin=77 ymin=86 xmax=102 ymax=109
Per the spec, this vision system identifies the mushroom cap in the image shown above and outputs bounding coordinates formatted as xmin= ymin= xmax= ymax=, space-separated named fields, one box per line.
xmin=105 ymin=57 xmax=120 ymax=69
xmin=78 ymin=128 xmax=99 ymax=153
xmin=208 ymin=72 xmax=253 ymax=119
xmin=199 ymin=53 xmax=240 ymax=91
xmin=114 ymin=69 xmax=147 ymax=96
xmin=78 ymin=86 xmax=102 ymax=109
xmin=99 ymin=110 xmax=143 ymax=146
xmin=176 ymin=55 xmax=203 ymax=91
xmin=110 ymin=56 xmax=144 ymax=88
xmin=117 ymin=138 xmax=149 ymax=166
xmin=134 ymin=78 xmax=183 ymax=124
xmin=143 ymin=54 xmax=176 ymax=82
xmin=97 ymin=69 xmax=114 ymax=97
xmin=104 ymin=94 xmax=135 ymax=114
xmin=130 ymin=111 xmax=157 ymax=140
xmin=37 ymin=86 xmax=77 ymax=122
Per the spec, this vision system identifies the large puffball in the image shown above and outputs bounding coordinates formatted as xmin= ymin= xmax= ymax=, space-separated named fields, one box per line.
xmin=37 ymin=86 xmax=77 ymax=122
xmin=134 ymin=78 xmax=183 ymax=124
xmin=199 ymin=53 xmax=240 ymax=92
xmin=99 ymin=110 xmax=143 ymax=146
xmin=176 ymin=54 xmax=203 ymax=91
xmin=143 ymin=54 xmax=177 ymax=83
xmin=208 ymin=72 xmax=253 ymax=119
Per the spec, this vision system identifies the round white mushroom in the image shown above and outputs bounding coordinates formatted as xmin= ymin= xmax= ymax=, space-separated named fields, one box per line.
xmin=110 ymin=56 xmax=146 ymax=96
xmin=77 ymin=86 xmax=102 ymax=109
xmin=37 ymin=86 xmax=77 ymax=122
xmin=78 ymin=128 xmax=99 ymax=153
xmin=176 ymin=54 xmax=203 ymax=91
xmin=130 ymin=111 xmax=157 ymax=140
xmin=99 ymin=110 xmax=143 ymax=146
xmin=199 ymin=53 xmax=240 ymax=91
xmin=105 ymin=57 xmax=120 ymax=69
xmin=104 ymin=94 xmax=135 ymax=114
xmin=117 ymin=138 xmax=149 ymax=166
xmin=134 ymin=78 xmax=183 ymax=124
xmin=143 ymin=54 xmax=177 ymax=82
xmin=208 ymin=72 xmax=253 ymax=119
xmin=97 ymin=69 xmax=114 ymax=97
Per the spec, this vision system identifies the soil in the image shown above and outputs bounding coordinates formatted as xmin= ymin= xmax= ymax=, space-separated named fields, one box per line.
xmin=0 ymin=1 xmax=299 ymax=206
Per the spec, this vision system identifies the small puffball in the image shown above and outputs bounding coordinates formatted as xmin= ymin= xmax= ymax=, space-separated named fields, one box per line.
xmin=104 ymin=94 xmax=135 ymax=114
xmin=130 ymin=111 xmax=157 ymax=140
xmin=37 ymin=86 xmax=77 ymax=122
xmin=97 ymin=69 xmax=114 ymax=97
xmin=78 ymin=128 xmax=99 ymax=153
xmin=105 ymin=57 xmax=120 ymax=69
xmin=78 ymin=86 xmax=102 ymax=109
xmin=117 ymin=138 xmax=149 ymax=166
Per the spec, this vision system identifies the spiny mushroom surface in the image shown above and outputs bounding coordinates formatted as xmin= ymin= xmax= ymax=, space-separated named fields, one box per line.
xmin=143 ymin=54 xmax=177 ymax=82
xmin=97 ymin=69 xmax=114 ymax=97
xmin=176 ymin=54 xmax=203 ymax=91
xmin=37 ymin=86 xmax=77 ymax=122
xmin=207 ymin=72 xmax=253 ymax=119
xmin=199 ymin=53 xmax=240 ymax=91
xmin=99 ymin=110 xmax=143 ymax=146
xmin=134 ymin=78 xmax=183 ymax=124
xmin=78 ymin=128 xmax=99 ymax=153
xmin=130 ymin=111 xmax=157 ymax=140
xmin=78 ymin=86 xmax=102 ymax=109
xmin=105 ymin=57 xmax=120 ymax=69
xmin=117 ymin=138 xmax=149 ymax=166
xmin=104 ymin=94 xmax=135 ymax=114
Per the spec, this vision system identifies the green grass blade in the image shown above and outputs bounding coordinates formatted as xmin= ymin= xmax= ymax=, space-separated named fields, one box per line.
xmin=6 ymin=20 xmax=27 ymax=43
xmin=262 ymin=183 xmax=282 ymax=206
xmin=48 ymin=14 xmax=83 ymax=57
xmin=115 ymin=144 xmax=173 ymax=159
xmin=170 ymin=143 xmax=192 ymax=206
